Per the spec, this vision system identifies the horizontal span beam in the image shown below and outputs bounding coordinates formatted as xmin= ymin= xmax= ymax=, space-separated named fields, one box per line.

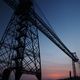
xmin=29 ymin=10 xmax=79 ymax=62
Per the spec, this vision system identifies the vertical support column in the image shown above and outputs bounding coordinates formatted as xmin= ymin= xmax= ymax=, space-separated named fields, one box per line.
xmin=69 ymin=71 xmax=71 ymax=79
xmin=72 ymin=60 xmax=76 ymax=79
xmin=15 ymin=20 xmax=26 ymax=80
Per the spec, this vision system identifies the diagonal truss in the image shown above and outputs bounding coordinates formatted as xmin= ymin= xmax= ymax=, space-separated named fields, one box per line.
xmin=0 ymin=13 xmax=41 ymax=80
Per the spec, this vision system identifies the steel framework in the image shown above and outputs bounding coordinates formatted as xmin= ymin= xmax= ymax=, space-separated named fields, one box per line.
xmin=0 ymin=3 xmax=41 ymax=80
xmin=0 ymin=0 xmax=79 ymax=80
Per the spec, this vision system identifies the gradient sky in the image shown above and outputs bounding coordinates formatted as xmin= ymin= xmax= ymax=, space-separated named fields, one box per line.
xmin=0 ymin=0 xmax=80 ymax=80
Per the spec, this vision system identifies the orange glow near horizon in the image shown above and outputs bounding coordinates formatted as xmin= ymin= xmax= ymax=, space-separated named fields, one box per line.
xmin=42 ymin=65 xmax=70 ymax=79
xmin=47 ymin=72 xmax=68 ymax=79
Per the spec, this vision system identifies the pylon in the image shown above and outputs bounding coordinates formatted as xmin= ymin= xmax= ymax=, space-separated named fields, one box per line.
xmin=0 ymin=11 xmax=41 ymax=80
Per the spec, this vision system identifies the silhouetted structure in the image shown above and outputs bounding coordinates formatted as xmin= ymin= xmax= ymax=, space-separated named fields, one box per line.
xmin=69 ymin=71 xmax=71 ymax=79
xmin=0 ymin=0 xmax=79 ymax=80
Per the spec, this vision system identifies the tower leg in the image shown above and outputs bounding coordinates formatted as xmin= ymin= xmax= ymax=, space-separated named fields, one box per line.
xmin=15 ymin=68 xmax=22 ymax=80
xmin=36 ymin=73 xmax=41 ymax=80
xmin=2 ymin=68 xmax=12 ymax=80
xmin=72 ymin=60 xmax=76 ymax=79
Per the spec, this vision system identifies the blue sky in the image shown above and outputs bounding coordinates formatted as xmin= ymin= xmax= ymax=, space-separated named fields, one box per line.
xmin=0 ymin=0 xmax=80 ymax=80
xmin=36 ymin=0 xmax=80 ymax=78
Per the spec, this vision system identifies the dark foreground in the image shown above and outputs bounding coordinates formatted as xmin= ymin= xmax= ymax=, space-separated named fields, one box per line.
xmin=0 ymin=77 xmax=80 ymax=80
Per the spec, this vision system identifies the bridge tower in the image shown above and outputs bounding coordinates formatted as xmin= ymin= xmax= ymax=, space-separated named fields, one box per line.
xmin=1 ymin=0 xmax=80 ymax=80
xmin=0 ymin=0 xmax=41 ymax=80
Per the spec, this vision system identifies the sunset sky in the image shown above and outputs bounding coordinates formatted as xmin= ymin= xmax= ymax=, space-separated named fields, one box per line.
xmin=0 ymin=0 xmax=80 ymax=80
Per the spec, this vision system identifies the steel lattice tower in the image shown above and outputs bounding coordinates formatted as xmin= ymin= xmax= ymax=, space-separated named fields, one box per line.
xmin=0 ymin=0 xmax=80 ymax=80
xmin=0 ymin=0 xmax=41 ymax=80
